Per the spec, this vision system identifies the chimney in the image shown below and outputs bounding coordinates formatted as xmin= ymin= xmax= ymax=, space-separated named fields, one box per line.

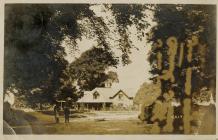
xmin=104 ymin=79 xmax=112 ymax=88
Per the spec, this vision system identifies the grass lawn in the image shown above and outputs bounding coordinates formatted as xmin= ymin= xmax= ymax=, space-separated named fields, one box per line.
xmin=5 ymin=105 xmax=215 ymax=135
xmin=9 ymin=111 xmax=149 ymax=134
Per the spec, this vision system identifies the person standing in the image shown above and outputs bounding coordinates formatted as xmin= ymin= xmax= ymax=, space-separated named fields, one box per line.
xmin=54 ymin=103 xmax=60 ymax=123
xmin=64 ymin=98 xmax=71 ymax=123
xmin=64 ymin=106 xmax=70 ymax=123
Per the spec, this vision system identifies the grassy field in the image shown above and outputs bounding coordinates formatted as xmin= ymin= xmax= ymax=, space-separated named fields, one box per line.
xmin=4 ymin=105 xmax=215 ymax=135
xmin=9 ymin=111 xmax=149 ymax=134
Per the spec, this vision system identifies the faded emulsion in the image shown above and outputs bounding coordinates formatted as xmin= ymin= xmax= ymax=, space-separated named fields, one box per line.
xmin=3 ymin=4 xmax=216 ymax=135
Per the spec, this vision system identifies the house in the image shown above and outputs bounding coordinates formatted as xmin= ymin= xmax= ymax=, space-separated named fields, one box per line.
xmin=77 ymin=87 xmax=136 ymax=110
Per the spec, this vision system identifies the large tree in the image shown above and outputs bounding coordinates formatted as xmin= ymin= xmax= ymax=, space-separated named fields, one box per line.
xmin=69 ymin=47 xmax=119 ymax=91
xmin=5 ymin=5 xmax=68 ymax=105
xmin=4 ymin=4 xmax=150 ymax=106
xmin=148 ymin=5 xmax=216 ymax=94
xmin=147 ymin=5 xmax=216 ymax=134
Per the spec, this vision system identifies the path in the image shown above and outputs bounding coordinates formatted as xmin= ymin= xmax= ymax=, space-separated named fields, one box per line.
xmin=10 ymin=111 xmax=148 ymax=134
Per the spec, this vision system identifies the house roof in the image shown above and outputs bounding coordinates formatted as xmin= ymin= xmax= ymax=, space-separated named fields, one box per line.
xmin=120 ymin=88 xmax=137 ymax=98
xmin=77 ymin=87 xmax=136 ymax=103
xmin=111 ymin=90 xmax=133 ymax=99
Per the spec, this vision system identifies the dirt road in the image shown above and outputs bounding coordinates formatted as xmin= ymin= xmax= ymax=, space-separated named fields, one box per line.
xmin=7 ymin=108 xmax=215 ymax=134
xmin=10 ymin=111 xmax=148 ymax=134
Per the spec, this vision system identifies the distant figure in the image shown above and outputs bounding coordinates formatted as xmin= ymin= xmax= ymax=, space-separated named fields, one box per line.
xmin=64 ymin=106 xmax=70 ymax=123
xmin=54 ymin=104 xmax=60 ymax=123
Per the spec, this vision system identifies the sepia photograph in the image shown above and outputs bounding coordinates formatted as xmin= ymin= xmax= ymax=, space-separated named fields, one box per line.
xmin=2 ymin=1 xmax=217 ymax=137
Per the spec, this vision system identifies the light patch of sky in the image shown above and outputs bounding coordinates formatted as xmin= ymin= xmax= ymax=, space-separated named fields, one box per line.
xmin=62 ymin=36 xmax=96 ymax=62
xmin=61 ymin=4 xmax=156 ymax=92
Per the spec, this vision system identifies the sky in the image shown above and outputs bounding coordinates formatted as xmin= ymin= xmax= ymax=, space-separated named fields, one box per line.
xmin=61 ymin=5 xmax=156 ymax=92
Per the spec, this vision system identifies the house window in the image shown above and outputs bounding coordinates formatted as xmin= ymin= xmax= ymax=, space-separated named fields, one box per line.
xmin=118 ymin=94 xmax=123 ymax=100
xmin=93 ymin=92 xmax=99 ymax=99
